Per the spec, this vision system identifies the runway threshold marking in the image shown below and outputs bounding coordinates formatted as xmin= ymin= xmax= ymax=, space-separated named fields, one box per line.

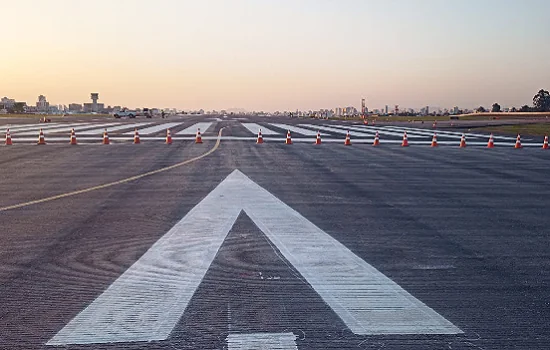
xmin=0 ymin=129 xmax=224 ymax=213
xmin=48 ymin=169 xmax=461 ymax=346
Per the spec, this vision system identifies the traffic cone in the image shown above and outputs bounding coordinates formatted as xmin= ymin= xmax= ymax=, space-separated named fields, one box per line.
xmin=166 ymin=129 xmax=172 ymax=145
xmin=459 ymin=134 xmax=466 ymax=148
xmin=195 ymin=128 xmax=203 ymax=144
xmin=69 ymin=128 xmax=77 ymax=145
xmin=487 ymin=134 xmax=494 ymax=148
xmin=363 ymin=119 xmax=369 ymax=125
xmin=543 ymin=135 xmax=549 ymax=149
xmin=257 ymin=129 xmax=264 ymax=144
xmin=432 ymin=121 xmax=437 ymax=129
xmin=344 ymin=131 xmax=352 ymax=146
xmin=430 ymin=133 xmax=438 ymax=147
xmin=373 ymin=131 xmax=380 ymax=146
xmin=5 ymin=129 xmax=12 ymax=146
xmin=285 ymin=130 xmax=292 ymax=145
xmin=314 ymin=131 xmax=321 ymax=145
xmin=102 ymin=129 xmax=110 ymax=145
xmin=133 ymin=129 xmax=140 ymax=144
xmin=37 ymin=129 xmax=46 ymax=145
xmin=514 ymin=134 xmax=522 ymax=149
xmin=401 ymin=132 xmax=409 ymax=147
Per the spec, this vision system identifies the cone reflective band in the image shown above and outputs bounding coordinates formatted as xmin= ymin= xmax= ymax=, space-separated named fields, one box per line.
xmin=166 ymin=129 xmax=172 ymax=144
xmin=257 ymin=129 xmax=263 ymax=144
xmin=373 ymin=131 xmax=379 ymax=146
xmin=285 ymin=130 xmax=292 ymax=144
xmin=543 ymin=135 xmax=549 ymax=149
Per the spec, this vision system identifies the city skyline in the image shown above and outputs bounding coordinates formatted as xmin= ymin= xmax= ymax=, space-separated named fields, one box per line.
xmin=2 ymin=0 xmax=549 ymax=112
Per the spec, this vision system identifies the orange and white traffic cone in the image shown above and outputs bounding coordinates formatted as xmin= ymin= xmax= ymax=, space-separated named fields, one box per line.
xmin=133 ymin=129 xmax=140 ymax=144
xmin=195 ymin=128 xmax=203 ymax=144
xmin=432 ymin=121 xmax=437 ymax=129
xmin=514 ymin=134 xmax=522 ymax=149
xmin=543 ymin=135 xmax=549 ymax=149
xmin=69 ymin=128 xmax=77 ymax=145
xmin=314 ymin=131 xmax=321 ymax=145
xmin=37 ymin=129 xmax=46 ymax=145
xmin=363 ymin=119 xmax=369 ymax=125
xmin=102 ymin=129 xmax=110 ymax=144
xmin=401 ymin=132 xmax=409 ymax=147
xmin=166 ymin=129 xmax=172 ymax=144
xmin=5 ymin=129 xmax=12 ymax=146
xmin=459 ymin=134 xmax=466 ymax=148
xmin=285 ymin=130 xmax=292 ymax=145
xmin=344 ymin=131 xmax=352 ymax=146
xmin=430 ymin=133 xmax=438 ymax=147
xmin=487 ymin=134 xmax=494 ymax=148
xmin=257 ymin=129 xmax=264 ymax=144
xmin=373 ymin=131 xmax=380 ymax=146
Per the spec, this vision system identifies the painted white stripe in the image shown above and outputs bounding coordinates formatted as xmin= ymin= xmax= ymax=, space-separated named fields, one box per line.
xmin=333 ymin=124 xmax=429 ymax=138
xmin=301 ymin=124 xmax=374 ymax=137
xmin=227 ymin=333 xmax=298 ymax=350
xmin=15 ymin=123 xmax=97 ymax=136
xmin=122 ymin=122 xmax=185 ymax=135
xmin=378 ymin=125 xmax=461 ymax=139
xmin=176 ymin=122 xmax=213 ymax=135
xmin=2 ymin=123 xmax=63 ymax=132
xmin=79 ymin=122 xmax=155 ymax=135
xmin=269 ymin=123 xmax=324 ymax=136
xmin=48 ymin=170 xmax=460 ymax=346
xmin=241 ymin=123 xmax=279 ymax=135
xmin=384 ymin=125 xmax=517 ymax=141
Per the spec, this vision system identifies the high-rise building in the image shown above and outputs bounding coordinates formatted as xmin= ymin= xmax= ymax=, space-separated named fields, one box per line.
xmin=385 ymin=105 xmax=389 ymax=115
xmin=36 ymin=95 xmax=49 ymax=111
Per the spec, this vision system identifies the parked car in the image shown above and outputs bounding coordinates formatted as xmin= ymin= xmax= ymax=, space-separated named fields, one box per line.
xmin=113 ymin=109 xmax=137 ymax=118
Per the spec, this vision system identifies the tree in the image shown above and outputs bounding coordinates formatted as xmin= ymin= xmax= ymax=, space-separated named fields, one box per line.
xmin=476 ymin=106 xmax=486 ymax=113
xmin=511 ymin=107 xmax=517 ymax=112
xmin=533 ymin=89 xmax=550 ymax=112
xmin=491 ymin=103 xmax=501 ymax=112
xmin=519 ymin=105 xmax=532 ymax=112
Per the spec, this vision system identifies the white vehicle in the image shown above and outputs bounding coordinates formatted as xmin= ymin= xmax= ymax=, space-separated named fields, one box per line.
xmin=113 ymin=109 xmax=137 ymax=118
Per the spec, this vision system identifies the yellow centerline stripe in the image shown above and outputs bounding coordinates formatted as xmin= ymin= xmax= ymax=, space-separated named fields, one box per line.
xmin=0 ymin=129 xmax=224 ymax=212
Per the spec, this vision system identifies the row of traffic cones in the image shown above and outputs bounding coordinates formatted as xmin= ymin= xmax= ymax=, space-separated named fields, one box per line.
xmin=259 ymin=129 xmax=549 ymax=149
xmin=4 ymin=128 xmax=203 ymax=145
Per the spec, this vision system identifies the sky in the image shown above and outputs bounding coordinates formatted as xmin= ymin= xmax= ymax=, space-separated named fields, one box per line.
xmin=2 ymin=0 xmax=550 ymax=112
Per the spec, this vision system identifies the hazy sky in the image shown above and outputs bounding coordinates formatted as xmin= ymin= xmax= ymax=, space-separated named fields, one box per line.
xmin=2 ymin=0 xmax=549 ymax=111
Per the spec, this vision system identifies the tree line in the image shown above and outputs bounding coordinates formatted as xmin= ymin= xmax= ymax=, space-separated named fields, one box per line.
xmin=477 ymin=89 xmax=550 ymax=113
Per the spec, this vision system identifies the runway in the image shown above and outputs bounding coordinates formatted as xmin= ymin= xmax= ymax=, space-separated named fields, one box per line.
xmin=0 ymin=115 xmax=549 ymax=349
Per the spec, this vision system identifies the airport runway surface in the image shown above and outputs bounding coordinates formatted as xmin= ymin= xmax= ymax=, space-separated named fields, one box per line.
xmin=1 ymin=116 xmax=549 ymax=349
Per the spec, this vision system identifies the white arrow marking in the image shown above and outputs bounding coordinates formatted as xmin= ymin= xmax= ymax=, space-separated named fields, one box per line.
xmin=227 ymin=332 xmax=298 ymax=349
xmin=48 ymin=170 xmax=461 ymax=345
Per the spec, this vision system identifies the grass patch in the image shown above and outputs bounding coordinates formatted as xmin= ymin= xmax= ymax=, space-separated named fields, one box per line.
xmin=474 ymin=123 xmax=550 ymax=136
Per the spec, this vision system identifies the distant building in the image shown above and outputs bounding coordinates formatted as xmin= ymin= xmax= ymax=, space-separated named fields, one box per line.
xmin=36 ymin=95 xmax=49 ymax=111
xmin=1 ymin=97 xmax=16 ymax=108
xmin=385 ymin=105 xmax=389 ymax=115
xmin=83 ymin=92 xmax=104 ymax=113
xmin=69 ymin=103 xmax=83 ymax=112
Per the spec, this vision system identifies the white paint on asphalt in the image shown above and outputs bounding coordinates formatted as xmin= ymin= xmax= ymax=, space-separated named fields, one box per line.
xmin=1 ymin=123 xmax=62 ymax=132
xmin=48 ymin=170 xmax=460 ymax=345
xmin=241 ymin=123 xmax=279 ymax=135
xmin=227 ymin=333 xmax=298 ymax=349
xmin=176 ymin=122 xmax=213 ymax=135
xmin=15 ymin=123 xmax=98 ymax=136
xmin=78 ymin=122 xmax=155 ymax=135
xmin=122 ymin=122 xmax=185 ymax=135
xmin=269 ymin=123 xmax=325 ymax=136
xmin=384 ymin=125 xmax=518 ymax=141
xmin=301 ymin=124 xmax=375 ymax=137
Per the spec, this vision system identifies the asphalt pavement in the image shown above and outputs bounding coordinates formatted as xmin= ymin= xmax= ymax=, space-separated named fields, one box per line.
xmin=1 ymin=116 xmax=549 ymax=349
